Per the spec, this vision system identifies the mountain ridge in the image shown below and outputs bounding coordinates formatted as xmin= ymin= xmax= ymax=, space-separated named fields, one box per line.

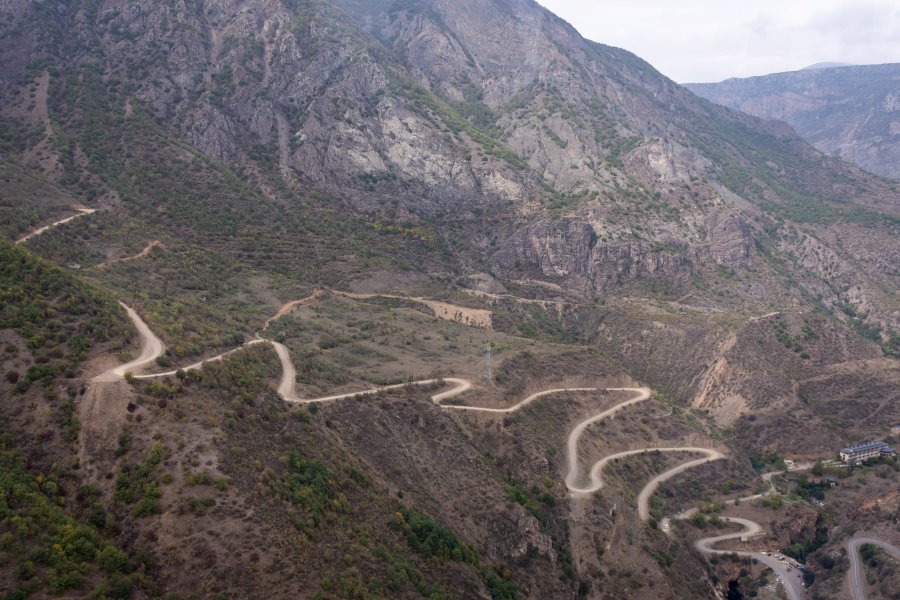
xmin=686 ymin=62 xmax=900 ymax=179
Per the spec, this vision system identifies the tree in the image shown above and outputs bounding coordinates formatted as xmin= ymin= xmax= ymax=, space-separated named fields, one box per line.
xmin=691 ymin=512 xmax=707 ymax=528
xmin=762 ymin=494 xmax=784 ymax=509
xmin=811 ymin=461 xmax=825 ymax=476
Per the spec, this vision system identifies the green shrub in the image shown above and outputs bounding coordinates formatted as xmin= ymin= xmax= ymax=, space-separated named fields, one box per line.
xmin=393 ymin=506 xmax=476 ymax=564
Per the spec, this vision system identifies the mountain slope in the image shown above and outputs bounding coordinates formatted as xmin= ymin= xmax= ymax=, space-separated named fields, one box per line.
xmin=686 ymin=63 xmax=900 ymax=180
xmin=1 ymin=3 xmax=899 ymax=598
xmin=1 ymin=0 xmax=898 ymax=448
xmin=1 ymin=0 xmax=897 ymax=443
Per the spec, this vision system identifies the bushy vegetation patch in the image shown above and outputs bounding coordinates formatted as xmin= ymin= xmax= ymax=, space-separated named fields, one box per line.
xmin=0 ymin=240 xmax=129 ymax=383
xmin=0 ymin=433 xmax=143 ymax=597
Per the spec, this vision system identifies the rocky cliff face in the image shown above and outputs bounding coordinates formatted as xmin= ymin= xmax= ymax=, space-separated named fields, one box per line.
xmin=686 ymin=63 xmax=900 ymax=180
xmin=491 ymin=218 xmax=692 ymax=293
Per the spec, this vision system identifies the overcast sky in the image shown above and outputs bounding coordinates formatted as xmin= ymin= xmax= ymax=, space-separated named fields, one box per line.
xmin=537 ymin=0 xmax=900 ymax=83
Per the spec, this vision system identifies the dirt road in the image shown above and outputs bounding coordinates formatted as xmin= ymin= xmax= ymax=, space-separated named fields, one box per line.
xmin=94 ymin=240 xmax=162 ymax=269
xmin=562 ymin=388 xmax=651 ymax=493
xmin=440 ymin=386 xmax=599 ymax=413
xmin=335 ymin=291 xmax=493 ymax=329
xmin=694 ymin=516 xmax=804 ymax=600
xmin=93 ymin=303 xmax=165 ymax=382
xmin=846 ymin=536 xmax=900 ymax=600
xmin=15 ymin=208 xmax=96 ymax=244
xmin=567 ymin=445 xmax=722 ymax=498
xmin=271 ymin=335 xmax=471 ymax=404
xmin=635 ymin=449 xmax=725 ymax=519
xmin=106 ymin=318 xmax=703 ymax=512
xmin=672 ymin=490 xmax=806 ymax=600
xmin=99 ymin=298 xmax=749 ymax=592
xmin=133 ymin=339 xmax=268 ymax=380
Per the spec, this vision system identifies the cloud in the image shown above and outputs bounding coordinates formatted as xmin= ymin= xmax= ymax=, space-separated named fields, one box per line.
xmin=536 ymin=0 xmax=900 ymax=82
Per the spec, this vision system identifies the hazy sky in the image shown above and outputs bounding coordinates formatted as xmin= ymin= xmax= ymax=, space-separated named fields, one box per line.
xmin=537 ymin=0 xmax=900 ymax=82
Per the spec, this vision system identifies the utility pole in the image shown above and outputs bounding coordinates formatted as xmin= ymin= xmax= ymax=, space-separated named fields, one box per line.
xmin=484 ymin=342 xmax=493 ymax=385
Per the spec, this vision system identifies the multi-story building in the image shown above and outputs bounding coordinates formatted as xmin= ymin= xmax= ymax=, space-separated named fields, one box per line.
xmin=839 ymin=440 xmax=895 ymax=465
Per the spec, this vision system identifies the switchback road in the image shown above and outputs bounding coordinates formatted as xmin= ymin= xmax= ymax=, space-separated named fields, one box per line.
xmin=846 ymin=536 xmax=900 ymax=600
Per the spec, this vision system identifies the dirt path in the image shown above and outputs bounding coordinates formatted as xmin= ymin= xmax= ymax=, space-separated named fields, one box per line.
xmin=15 ymin=208 xmax=96 ymax=244
xmin=262 ymin=291 xmax=323 ymax=331
xmin=93 ymin=303 xmax=166 ymax=382
xmin=846 ymin=537 xmax=900 ymax=600
xmin=461 ymin=288 xmax=567 ymax=318
xmin=93 ymin=240 xmax=162 ymax=269
xmin=746 ymin=311 xmax=781 ymax=324
xmin=263 ymin=290 xmax=493 ymax=330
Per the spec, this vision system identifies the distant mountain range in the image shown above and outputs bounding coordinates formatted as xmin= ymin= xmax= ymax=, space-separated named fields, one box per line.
xmin=686 ymin=63 xmax=900 ymax=179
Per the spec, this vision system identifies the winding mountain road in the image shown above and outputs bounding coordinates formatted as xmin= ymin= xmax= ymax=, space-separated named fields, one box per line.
xmin=672 ymin=489 xmax=805 ymax=599
xmin=71 ymin=264 xmax=775 ymax=595
xmin=133 ymin=339 xmax=268 ymax=380
xmin=89 ymin=300 xmax=802 ymax=598
xmin=93 ymin=303 xmax=166 ymax=382
xmin=96 ymin=304 xmax=715 ymax=504
xmin=846 ymin=537 xmax=900 ymax=600
xmin=94 ymin=240 xmax=162 ymax=269
xmin=15 ymin=208 xmax=96 ymax=244
xmin=635 ymin=449 xmax=725 ymax=519
xmin=441 ymin=386 xmax=602 ymax=414
xmin=15 ymin=206 xmax=874 ymax=600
